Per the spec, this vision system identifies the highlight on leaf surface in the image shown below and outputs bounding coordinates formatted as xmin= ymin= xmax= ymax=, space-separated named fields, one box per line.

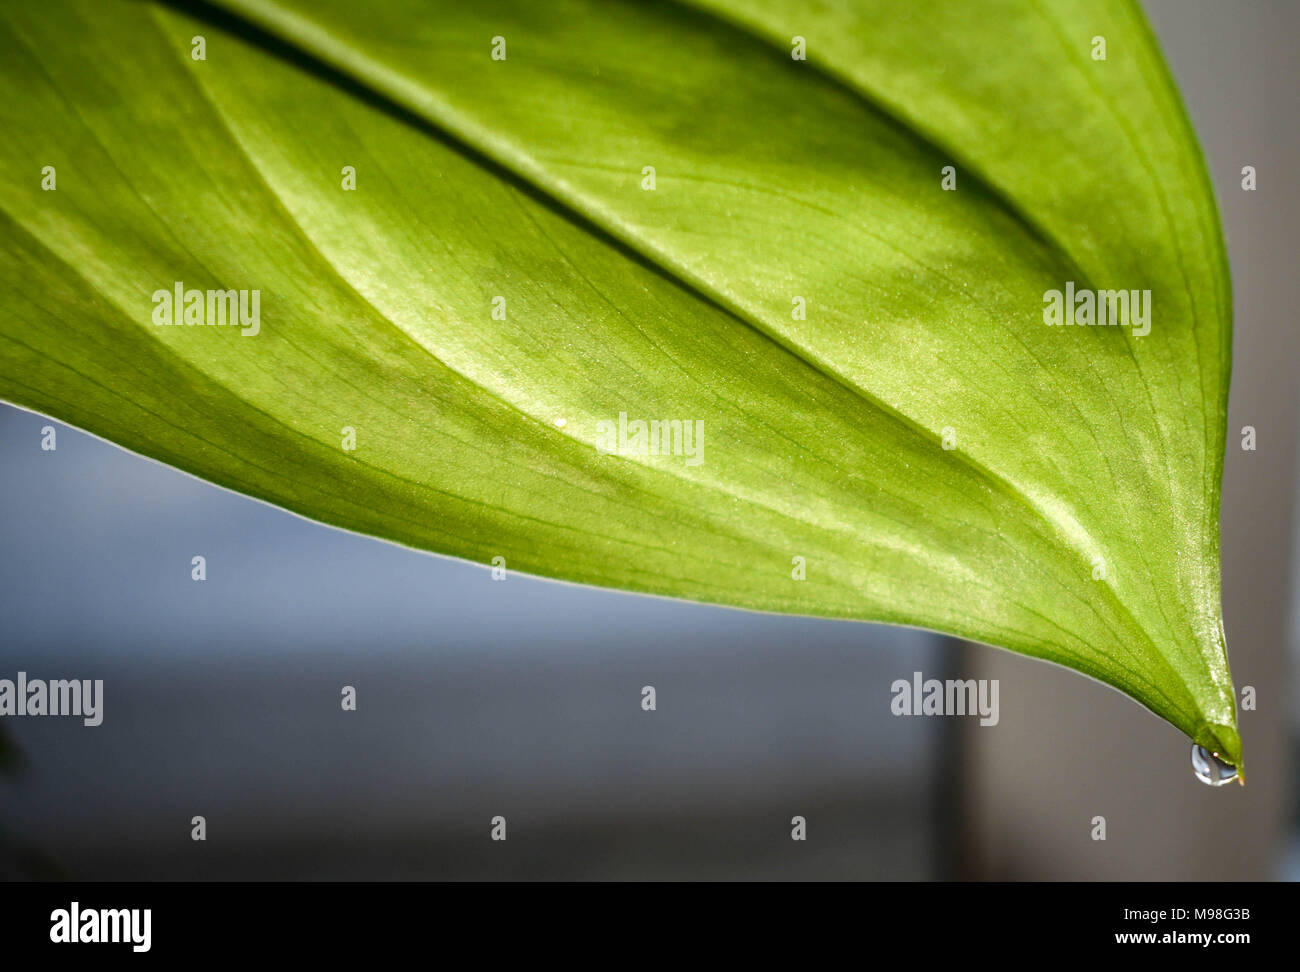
xmin=0 ymin=0 xmax=1239 ymax=771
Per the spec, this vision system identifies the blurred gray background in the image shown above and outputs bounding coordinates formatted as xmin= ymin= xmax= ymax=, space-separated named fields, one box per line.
xmin=0 ymin=401 xmax=945 ymax=879
xmin=0 ymin=0 xmax=1296 ymax=880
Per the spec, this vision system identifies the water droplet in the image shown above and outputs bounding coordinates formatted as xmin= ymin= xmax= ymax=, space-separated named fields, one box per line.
xmin=1191 ymin=744 xmax=1237 ymax=786
xmin=552 ymin=417 xmax=567 ymax=429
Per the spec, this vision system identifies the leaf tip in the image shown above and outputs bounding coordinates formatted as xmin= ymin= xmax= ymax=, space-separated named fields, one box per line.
xmin=1196 ymin=721 xmax=1243 ymax=779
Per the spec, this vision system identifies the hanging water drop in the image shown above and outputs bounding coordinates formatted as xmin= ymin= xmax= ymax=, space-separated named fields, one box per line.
xmin=1190 ymin=744 xmax=1237 ymax=786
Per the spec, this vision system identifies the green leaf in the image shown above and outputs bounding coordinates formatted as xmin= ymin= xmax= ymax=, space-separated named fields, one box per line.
xmin=0 ymin=0 xmax=1239 ymax=768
